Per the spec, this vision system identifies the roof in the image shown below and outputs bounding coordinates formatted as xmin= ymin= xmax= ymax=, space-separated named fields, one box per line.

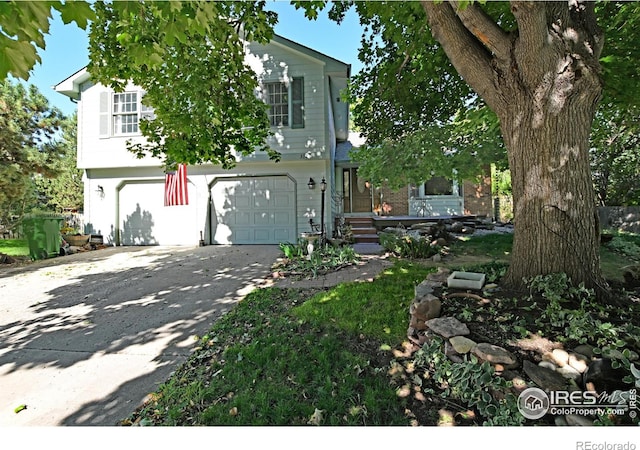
xmin=53 ymin=33 xmax=351 ymax=99
xmin=335 ymin=132 xmax=366 ymax=162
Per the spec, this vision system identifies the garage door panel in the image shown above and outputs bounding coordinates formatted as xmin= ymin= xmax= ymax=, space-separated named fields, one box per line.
xmin=211 ymin=176 xmax=296 ymax=244
xmin=119 ymin=182 xmax=197 ymax=246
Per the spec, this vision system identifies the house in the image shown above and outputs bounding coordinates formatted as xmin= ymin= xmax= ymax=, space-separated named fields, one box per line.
xmin=55 ymin=34 xmax=492 ymax=247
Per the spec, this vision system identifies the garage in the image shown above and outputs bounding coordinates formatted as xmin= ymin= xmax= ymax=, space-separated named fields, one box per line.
xmin=210 ymin=176 xmax=296 ymax=244
xmin=118 ymin=181 xmax=199 ymax=246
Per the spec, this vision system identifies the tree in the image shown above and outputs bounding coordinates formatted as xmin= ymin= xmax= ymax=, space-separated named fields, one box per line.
xmin=329 ymin=0 xmax=639 ymax=298
xmin=0 ymin=80 xmax=65 ymax=228
xmin=34 ymin=114 xmax=84 ymax=212
xmin=87 ymin=1 xmax=279 ymax=169
xmin=0 ymin=0 xmax=94 ymax=80
xmin=590 ymin=104 xmax=640 ymax=206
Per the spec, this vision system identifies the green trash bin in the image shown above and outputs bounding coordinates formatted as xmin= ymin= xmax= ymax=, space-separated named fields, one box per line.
xmin=23 ymin=213 xmax=64 ymax=260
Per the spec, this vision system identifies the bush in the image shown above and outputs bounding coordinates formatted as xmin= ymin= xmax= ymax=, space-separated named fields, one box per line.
xmin=379 ymin=232 xmax=439 ymax=259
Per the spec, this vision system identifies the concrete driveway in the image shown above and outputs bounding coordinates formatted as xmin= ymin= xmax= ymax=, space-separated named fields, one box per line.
xmin=0 ymin=244 xmax=281 ymax=426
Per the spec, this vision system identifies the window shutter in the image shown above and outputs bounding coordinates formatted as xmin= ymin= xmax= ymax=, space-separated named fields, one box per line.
xmin=99 ymin=91 xmax=110 ymax=137
xmin=291 ymin=77 xmax=304 ymax=129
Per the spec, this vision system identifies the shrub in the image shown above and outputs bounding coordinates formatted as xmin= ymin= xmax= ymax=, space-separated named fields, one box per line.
xmin=379 ymin=232 xmax=439 ymax=259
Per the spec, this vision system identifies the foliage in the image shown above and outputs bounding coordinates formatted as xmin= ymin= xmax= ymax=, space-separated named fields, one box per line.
xmin=606 ymin=236 xmax=640 ymax=261
xmin=590 ymin=104 xmax=640 ymax=206
xmin=0 ymin=0 xmax=95 ymax=80
xmin=414 ymin=336 xmax=524 ymax=426
xmin=275 ymin=240 xmax=359 ymax=278
xmin=0 ymin=80 xmax=67 ymax=229
xmin=88 ymin=1 xmax=278 ymax=169
xmin=379 ymin=231 xmax=440 ymax=259
xmin=32 ymin=114 xmax=83 ymax=212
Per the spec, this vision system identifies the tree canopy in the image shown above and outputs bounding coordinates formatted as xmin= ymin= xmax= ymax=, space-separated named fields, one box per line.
xmin=0 ymin=80 xmax=67 ymax=227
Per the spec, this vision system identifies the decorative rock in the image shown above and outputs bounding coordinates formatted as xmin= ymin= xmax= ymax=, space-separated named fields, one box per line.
xmin=538 ymin=361 xmax=558 ymax=371
xmin=426 ymin=316 xmax=470 ymax=338
xmin=414 ymin=280 xmax=435 ymax=299
xmin=449 ymin=336 xmax=477 ymax=354
xmin=568 ymin=352 xmax=589 ymax=374
xmin=483 ymin=283 xmax=499 ymax=291
xmin=473 ymin=343 xmax=517 ymax=366
xmin=565 ymin=414 xmax=594 ymax=426
xmin=556 ymin=365 xmax=582 ymax=381
xmin=410 ymin=294 xmax=441 ymax=321
xmin=426 ymin=267 xmax=451 ymax=284
xmin=583 ymin=358 xmax=633 ymax=393
xmin=523 ymin=360 xmax=568 ymax=392
xmin=572 ymin=344 xmax=595 ymax=359
xmin=550 ymin=348 xmax=569 ymax=367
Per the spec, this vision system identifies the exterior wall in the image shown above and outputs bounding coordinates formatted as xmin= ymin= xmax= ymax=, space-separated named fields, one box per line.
xmin=82 ymin=160 xmax=331 ymax=245
xmin=463 ymin=167 xmax=493 ymax=218
xmin=377 ymin=184 xmax=409 ymax=216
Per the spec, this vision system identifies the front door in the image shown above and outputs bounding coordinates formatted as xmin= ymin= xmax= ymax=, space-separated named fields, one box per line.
xmin=342 ymin=168 xmax=372 ymax=213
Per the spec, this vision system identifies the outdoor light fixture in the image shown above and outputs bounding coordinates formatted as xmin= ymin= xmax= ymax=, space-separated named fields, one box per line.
xmin=308 ymin=178 xmax=316 ymax=189
xmin=320 ymin=177 xmax=327 ymax=238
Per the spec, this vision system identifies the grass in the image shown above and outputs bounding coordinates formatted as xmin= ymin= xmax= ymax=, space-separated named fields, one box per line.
xmin=0 ymin=239 xmax=29 ymax=256
xmin=121 ymin=231 xmax=640 ymax=426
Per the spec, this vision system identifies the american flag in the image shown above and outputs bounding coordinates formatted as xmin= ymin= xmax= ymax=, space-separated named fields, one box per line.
xmin=164 ymin=164 xmax=189 ymax=206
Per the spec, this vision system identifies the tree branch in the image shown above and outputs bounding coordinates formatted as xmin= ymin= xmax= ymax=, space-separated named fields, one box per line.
xmin=421 ymin=1 xmax=504 ymax=112
xmin=452 ymin=1 xmax=511 ymax=62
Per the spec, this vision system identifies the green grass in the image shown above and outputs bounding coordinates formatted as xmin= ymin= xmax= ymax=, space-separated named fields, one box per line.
xmin=123 ymin=232 xmax=640 ymax=427
xmin=127 ymin=282 xmax=430 ymax=426
xmin=0 ymin=239 xmax=29 ymax=256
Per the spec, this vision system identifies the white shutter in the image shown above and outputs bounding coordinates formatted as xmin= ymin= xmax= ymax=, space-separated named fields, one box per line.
xmin=99 ymin=91 xmax=110 ymax=137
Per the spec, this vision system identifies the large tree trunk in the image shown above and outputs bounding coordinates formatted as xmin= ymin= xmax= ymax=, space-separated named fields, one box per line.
xmin=423 ymin=1 xmax=610 ymax=297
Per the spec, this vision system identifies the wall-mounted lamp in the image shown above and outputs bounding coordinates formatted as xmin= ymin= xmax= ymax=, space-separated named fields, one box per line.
xmin=320 ymin=177 xmax=327 ymax=192
xmin=307 ymin=178 xmax=316 ymax=190
xmin=96 ymin=185 xmax=104 ymax=199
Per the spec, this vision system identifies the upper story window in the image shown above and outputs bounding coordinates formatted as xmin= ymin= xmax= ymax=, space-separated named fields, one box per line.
xmin=100 ymin=90 xmax=155 ymax=138
xmin=113 ymin=92 xmax=138 ymax=134
xmin=263 ymin=77 xmax=304 ymax=129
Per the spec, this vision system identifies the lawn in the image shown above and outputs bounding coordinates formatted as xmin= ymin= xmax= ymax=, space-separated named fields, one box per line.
xmin=0 ymin=239 xmax=29 ymax=257
xmin=117 ymin=232 xmax=640 ymax=426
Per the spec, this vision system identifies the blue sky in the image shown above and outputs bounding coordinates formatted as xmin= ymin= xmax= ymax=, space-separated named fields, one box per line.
xmin=27 ymin=1 xmax=365 ymax=117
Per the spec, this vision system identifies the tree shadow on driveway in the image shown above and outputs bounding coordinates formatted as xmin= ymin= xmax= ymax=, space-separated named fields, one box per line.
xmin=0 ymin=245 xmax=281 ymax=426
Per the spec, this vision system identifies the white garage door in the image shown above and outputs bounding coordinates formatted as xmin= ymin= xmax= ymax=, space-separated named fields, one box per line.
xmin=118 ymin=181 xmax=198 ymax=246
xmin=211 ymin=176 xmax=296 ymax=244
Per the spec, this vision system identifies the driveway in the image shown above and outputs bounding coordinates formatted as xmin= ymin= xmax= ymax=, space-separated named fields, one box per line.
xmin=0 ymin=244 xmax=282 ymax=426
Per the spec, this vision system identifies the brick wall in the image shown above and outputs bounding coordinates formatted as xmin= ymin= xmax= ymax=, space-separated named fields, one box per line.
xmin=377 ymin=184 xmax=409 ymax=215
xmin=463 ymin=166 xmax=493 ymax=218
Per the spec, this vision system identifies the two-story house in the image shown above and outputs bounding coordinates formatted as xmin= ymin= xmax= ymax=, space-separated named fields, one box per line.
xmin=55 ymin=34 xmax=493 ymax=247
xmin=55 ymin=35 xmax=350 ymax=246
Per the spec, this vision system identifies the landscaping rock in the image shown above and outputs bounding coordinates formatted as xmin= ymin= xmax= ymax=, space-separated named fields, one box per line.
xmin=410 ymin=294 xmax=441 ymax=321
xmin=543 ymin=348 xmax=569 ymax=367
xmin=523 ymin=360 xmax=568 ymax=392
xmin=538 ymin=361 xmax=558 ymax=371
xmin=414 ymin=280 xmax=435 ymax=298
xmin=568 ymin=352 xmax=590 ymax=374
xmin=426 ymin=316 xmax=470 ymax=338
xmin=473 ymin=343 xmax=517 ymax=366
xmin=449 ymin=336 xmax=477 ymax=354
xmin=583 ymin=358 xmax=633 ymax=393
xmin=556 ymin=365 xmax=582 ymax=382
xmin=426 ymin=267 xmax=451 ymax=284
xmin=572 ymin=344 xmax=595 ymax=360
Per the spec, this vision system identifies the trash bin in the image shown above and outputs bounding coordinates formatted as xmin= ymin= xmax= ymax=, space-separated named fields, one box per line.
xmin=23 ymin=213 xmax=64 ymax=260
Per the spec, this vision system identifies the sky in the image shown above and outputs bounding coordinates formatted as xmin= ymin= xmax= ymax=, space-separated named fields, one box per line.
xmin=26 ymin=1 xmax=365 ymax=117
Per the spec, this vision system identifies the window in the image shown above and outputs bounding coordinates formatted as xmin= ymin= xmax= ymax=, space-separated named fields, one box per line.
xmin=113 ymin=92 xmax=139 ymax=134
xmin=263 ymin=77 xmax=304 ymax=128
xmin=102 ymin=91 xmax=155 ymax=137
xmin=424 ymin=176 xmax=454 ymax=195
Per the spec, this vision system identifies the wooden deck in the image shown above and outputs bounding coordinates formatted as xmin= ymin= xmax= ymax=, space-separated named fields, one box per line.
xmin=372 ymin=214 xmax=478 ymax=230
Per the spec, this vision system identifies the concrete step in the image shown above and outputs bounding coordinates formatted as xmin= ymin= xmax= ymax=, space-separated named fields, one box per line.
xmin=353 ymin=234 xmax=380 ymax=244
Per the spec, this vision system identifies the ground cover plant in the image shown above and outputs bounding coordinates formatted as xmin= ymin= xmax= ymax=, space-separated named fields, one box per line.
xmin=121 ymin=232 xmax=640 ymax=426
